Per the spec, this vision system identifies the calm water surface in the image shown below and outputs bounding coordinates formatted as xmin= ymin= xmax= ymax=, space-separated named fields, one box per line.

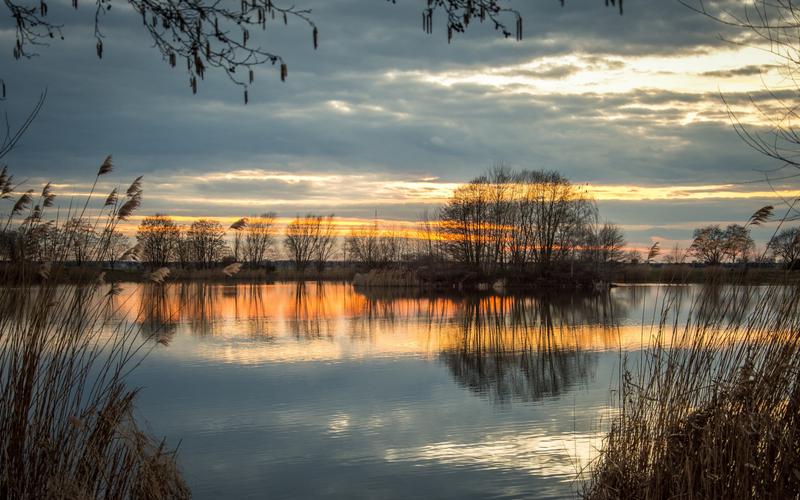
xmin=105 ymin=282 xmax=732 ymax=499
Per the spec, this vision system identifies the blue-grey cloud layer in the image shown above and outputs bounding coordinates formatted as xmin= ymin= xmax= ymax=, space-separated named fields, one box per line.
xmin=0 ymin=0 xmax=793 ymax=250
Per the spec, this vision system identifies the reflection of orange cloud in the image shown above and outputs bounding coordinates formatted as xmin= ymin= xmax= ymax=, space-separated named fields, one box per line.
xmin=96 ymin=282 xmax=785 ymax=367
xmin=108 ymin=282 xmax=649 ymax=365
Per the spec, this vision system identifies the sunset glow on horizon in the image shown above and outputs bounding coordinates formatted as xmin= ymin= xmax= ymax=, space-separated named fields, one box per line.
xmin=6 ymin=2 xmax=800 ymax=497
xmin=3 ymin=0 xmax=798 ymax=256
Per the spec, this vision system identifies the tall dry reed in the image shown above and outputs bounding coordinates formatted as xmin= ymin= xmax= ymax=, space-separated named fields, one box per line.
xmin=586 ymin=274 xmax=800 ymax=498
xmin=0 ymin=160 xmax=189 ymax=498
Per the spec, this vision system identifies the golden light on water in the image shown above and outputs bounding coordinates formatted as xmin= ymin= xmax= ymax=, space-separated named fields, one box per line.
xmin=107 ymin=282 xmax=663 ymax=366
xmin=88 ymin=281 xmax=777 ymax=484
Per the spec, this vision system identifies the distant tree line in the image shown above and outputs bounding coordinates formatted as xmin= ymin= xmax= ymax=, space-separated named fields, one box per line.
xmin=8 ymin=165 xmax=800 ymax=274
xmin=0 ymin=166 xmax=630 ymax=278
xmin=126 ymin=167 xmax=627 ymax=275
xmin=639 ymin=223 xmax=800 ymax=269
xmin=134 ymin=212 xmax=342 ymax=272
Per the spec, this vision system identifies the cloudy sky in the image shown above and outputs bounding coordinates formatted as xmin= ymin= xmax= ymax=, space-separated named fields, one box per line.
xmin=1 ymin=0 xmax=796 ymax=252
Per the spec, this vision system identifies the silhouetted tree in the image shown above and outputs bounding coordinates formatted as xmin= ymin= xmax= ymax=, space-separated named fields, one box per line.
xmin=688 ymin=224 xmax=753 ymax=265
xmin=186 ymin=218 xmax=227 ymax=268
xmin=231 ymin=225 xmax=243 ymax=262
xmin=624 ymin=250 xmax=642 ymax=265
xmin=64 ymin=218 xmax=97 ymax=265
xmin=24 ymin=222 xmax=60 ymax=262
xmin=585 ymin=221 xmax=626 ymax=265
xmin=174 ymin=227 xmax=192 ymax=269
xmin=663 ymin=243 xmax=687 ymax=264
xmin=345 ymin=218 xmax=405 ymax=268
xmin=689 ymin=225 xmax=727 ymax=265
xmin=438 ymin=167 xmax=595 ymax=273
xmin=242 ymin=213 xmax=277 ymax=267
xmin=284 ymin=214 xmax=335 ymax=272
xmin=136 ymin=214 xmax=180 ymax=267
xmin=414 ymin=209 xmax=441 ymax=262
xmin=438 ymin=179 xmax=492 ymax=270
xmin=312 ymin=215 xmax=337 ymax=272
xmin=345 ymin=220 xmax=383 ymax=268
xmin=723 ymin=224 xmax=754 ymax=264
xmin=769 ymin=227 xmax=800 ymax=267
xmin=102 ymin=229 xmax=129 ymax=267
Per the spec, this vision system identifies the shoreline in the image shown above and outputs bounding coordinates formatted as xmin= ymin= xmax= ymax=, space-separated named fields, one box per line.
xmin=1 ymin=263 xmax=797 ymax=288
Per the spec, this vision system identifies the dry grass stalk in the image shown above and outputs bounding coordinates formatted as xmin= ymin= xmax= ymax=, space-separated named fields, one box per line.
xmin=586 ymin=273 xmax=800 ymax=499
xmin=146 ymin=267 xmax=171 ymax=284
xmin=121 ymin=242 xmax=144 ymax=262
xmin=0 ymin=162 xmax=188 ymax=498
xmin=229 ymin=218 xmax=247 ymax=231
xmin=97 ymin=155 xmax=113 ymax=176
xmin=222 ymin=262 xmax=242 ymax=277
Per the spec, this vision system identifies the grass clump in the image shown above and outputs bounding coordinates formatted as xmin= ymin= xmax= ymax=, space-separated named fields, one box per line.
xmin=0 ymin=161 xmax=189 ymax=498
xmin=586 ymin=280 xmax=800 ymax=499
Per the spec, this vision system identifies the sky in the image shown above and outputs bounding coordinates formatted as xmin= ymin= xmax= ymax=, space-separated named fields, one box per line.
xmin=1 ymin=0 xmax=798 ymax=253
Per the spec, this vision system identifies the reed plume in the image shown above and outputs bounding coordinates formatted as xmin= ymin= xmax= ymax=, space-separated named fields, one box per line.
xmin=97 ymin=155 xmax=113 ymax=176
xmin=586 ymin=273 xmax=800 ymax=498
xmin=0 ymin=160 xmax=188 ymax=498
xmin=147 ymin=267 xmax=171 ymax=284
xmin=222 ymin=262 xmax=242 ymax=276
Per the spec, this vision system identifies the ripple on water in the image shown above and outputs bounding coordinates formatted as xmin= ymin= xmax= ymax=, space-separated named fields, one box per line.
xmin=113 ymin=283 xmax=738 ymax=498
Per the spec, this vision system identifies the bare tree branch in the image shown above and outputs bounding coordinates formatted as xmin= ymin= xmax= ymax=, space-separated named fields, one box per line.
xmin=0 ymin=90 xmax=45 ymax=161
xmin=3 ymin=0 xmax=620 ymax=99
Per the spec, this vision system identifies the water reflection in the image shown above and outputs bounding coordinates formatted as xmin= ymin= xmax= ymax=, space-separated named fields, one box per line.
xmin=119 ymin=282 xmax=650 ymax=404
xmin=7 ymin=282 xmax=785 ymax=498
xmin=138 ymin=285 xmax=179 ymax=343
xmin=290 ymin=282 xmax=337 ymax=338
xmin=440 ymin=297 xmax=599 ymax=404
xmin=75 ymin=282 xmax=776 ymax=498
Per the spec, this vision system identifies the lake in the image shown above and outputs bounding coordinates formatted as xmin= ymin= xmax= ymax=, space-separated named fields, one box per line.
xmin=104 ymin=282 xmax=737 ymax=499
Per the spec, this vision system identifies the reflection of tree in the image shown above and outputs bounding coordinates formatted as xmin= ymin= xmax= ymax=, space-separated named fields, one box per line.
xmin=637 ymin=283 xmax=762 ymax=329
xmin=138 ymin=284 xmax=179 ymax=344
xmin=138 ymin=283 xmax=223 ymax=341
xmin=137 ymin=283 xmax=279 ymax=343
xmin=237 ymin=285 xmax=273 ymax=339
xmin=439 ymin=296 xmax=604 ymax=404
xmin=347 ymin=286 xmax=459 ymax=343
xmin=345 ymin=286 xmax=629 ymax=403
xmin=353 ymin=285 xmax=640 ymax=326
xmin=348 ymin=293 xmax=403 ymax=341
xmin=350 ymin=286 xmax=636 ymax=343
xmin=179 ymin=283 xmax=218 ymax=337
xmin=690 ymin=284 xmax=768 ymax=328
xmin=289 ymin=282 xmax=334 ymax=339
